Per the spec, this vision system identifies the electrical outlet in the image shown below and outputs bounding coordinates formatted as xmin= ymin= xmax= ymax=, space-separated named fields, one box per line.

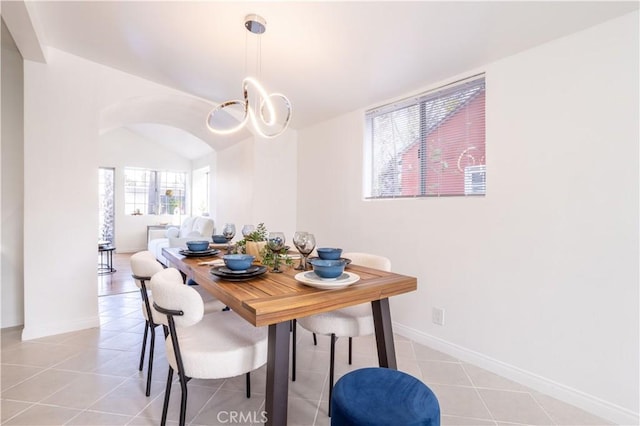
xmin=432 ymin=307 xmax=445 ymax=326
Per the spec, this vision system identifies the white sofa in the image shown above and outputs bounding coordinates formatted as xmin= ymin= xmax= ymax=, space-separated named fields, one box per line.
xmin=147 ymin=216 xmax=215 ymax=265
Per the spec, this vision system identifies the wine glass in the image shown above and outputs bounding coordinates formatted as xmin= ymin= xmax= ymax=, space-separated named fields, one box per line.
xmin=292 ymin=231 xmax=309 ymax=270
xmin=241 ymin=224 xmax=255 ymax=238
xmin=267 ymin=232 xmax=286 ymax=273
xmin=298 ymin=233 xmax=316 ymax=270
xmin=222 ymin=223 xmax=236 ymax=254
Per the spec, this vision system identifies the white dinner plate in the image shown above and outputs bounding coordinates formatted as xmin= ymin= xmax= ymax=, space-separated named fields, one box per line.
xmin=295 ymin=271 xmax=360 ymax=290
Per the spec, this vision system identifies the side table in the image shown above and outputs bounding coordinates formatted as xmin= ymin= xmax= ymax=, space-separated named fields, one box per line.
xmin=98 ymin=244 xmax=117 ymax=275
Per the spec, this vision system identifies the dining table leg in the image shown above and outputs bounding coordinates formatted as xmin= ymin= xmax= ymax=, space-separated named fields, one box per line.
xmin=265 ymin=321 xmax=290 ymax=426
xmin=371 ymin=298 xmax=398 ymax=369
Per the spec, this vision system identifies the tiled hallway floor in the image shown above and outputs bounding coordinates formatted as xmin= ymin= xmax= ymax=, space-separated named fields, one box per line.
xmin=2 ymin=291 xmax=612 ymax=425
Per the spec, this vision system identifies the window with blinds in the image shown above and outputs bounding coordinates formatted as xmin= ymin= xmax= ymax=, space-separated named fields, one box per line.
xmin=364 ymin=75 xmax=486 ymax=199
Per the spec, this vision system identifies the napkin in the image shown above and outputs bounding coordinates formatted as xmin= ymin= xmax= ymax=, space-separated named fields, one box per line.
xmin=198 ymin=259 xmax=225 ymax=266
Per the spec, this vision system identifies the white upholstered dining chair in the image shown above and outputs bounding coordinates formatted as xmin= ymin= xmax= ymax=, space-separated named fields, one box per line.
xmin=293 ymin=252 xmax=392 ymax=416
xmin=129 ymin=251 xmax=226 ymax=397
xmin=130 ymin=251 xmax=167 ymax=397
xmin=151 ymin=268 xmax=268 ymax=426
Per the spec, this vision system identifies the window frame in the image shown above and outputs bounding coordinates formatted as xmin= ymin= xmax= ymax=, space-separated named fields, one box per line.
xmin=124 ymin=167 xmax=188 ymax=216
xmin=364 ymin=74 xmax=486 ymax=199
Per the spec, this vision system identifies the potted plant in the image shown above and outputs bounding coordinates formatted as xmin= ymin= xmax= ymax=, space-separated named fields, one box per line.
xmin=236 ymin=223 xmax=268 ymax=262
xmin=235 ymin=223 xmax=293 ymax=269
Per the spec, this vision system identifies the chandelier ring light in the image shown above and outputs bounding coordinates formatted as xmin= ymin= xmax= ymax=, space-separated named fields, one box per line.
xmin=206 ymin=14 xmax=292 ymax=139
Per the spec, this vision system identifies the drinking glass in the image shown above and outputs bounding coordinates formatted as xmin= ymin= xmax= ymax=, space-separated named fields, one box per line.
xmin=298 ymin=233 xmax=316 ymax=270
xmin=222 ymin=223 xmax=236 ymax=254
xmin=241 ymin=224 xmax=255 ymax=238
xmin=267 ymin=232 xmax=286 ymax=273
xmin=292 ymin=231 xmax=309 ymax=270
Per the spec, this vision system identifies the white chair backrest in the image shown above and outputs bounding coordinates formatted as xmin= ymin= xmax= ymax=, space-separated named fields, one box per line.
xmin=151 ymin=268 xmax=204 ymax=328
xmin=130 ymin=251 xmax=164 ymax=289
xmin=342 ymin=252 xmax=391 ymax=272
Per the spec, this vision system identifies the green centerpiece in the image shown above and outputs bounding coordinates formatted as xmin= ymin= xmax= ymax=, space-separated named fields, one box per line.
xmin=235 ymin=223 xmax=293 ymax=270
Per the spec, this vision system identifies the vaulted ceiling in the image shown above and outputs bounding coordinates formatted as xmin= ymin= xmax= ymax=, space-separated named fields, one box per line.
xmin=4 ymin=1 xmax=638 ymax=157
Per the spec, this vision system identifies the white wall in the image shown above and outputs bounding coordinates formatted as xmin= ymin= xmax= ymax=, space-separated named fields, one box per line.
xmin=22 ymin=45 xmax=297 ymax=340
xmin=192 ymin=151 xmax=218 ymax=223
xmin=98 ymin=127 xmax=193 ymax=252
xmin=297 ymin=12 xmax=638 ymax=424
xmin=215 ymin=130 xmax=298 ymax=244
xmin=1 ymin=18 xmax=25 ymax=328
xmin=22 ymin=47 xmax=206 ymax=339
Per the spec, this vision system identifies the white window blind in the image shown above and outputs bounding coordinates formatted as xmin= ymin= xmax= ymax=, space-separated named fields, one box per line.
xmin=365 ymin=75 xmax=486 ymax=198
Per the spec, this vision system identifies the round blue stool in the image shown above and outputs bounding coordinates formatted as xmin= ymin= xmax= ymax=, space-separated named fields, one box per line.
xmin=330 ymin=367 xmax=440 ymax=426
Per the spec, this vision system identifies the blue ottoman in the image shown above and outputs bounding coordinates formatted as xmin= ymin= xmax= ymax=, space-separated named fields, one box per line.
xmin=331 ymin=367 xmax=440 ymax=426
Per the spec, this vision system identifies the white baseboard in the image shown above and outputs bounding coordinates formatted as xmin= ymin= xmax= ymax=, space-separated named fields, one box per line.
xmin=393 ymin=323 xmax=639 ymax=426
xmin=21 ymin=315 xmax=100 ymax=341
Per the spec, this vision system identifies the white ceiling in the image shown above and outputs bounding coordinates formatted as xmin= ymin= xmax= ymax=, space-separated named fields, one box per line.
xmin=8 ymin=1 xmax=639 ymax=157
xmin=126 ymin=123 xmax=214 ymax=160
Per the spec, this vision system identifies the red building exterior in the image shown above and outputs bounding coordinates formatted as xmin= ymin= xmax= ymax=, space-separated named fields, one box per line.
xmin=400 ymin=91 xmax=485 ymax=196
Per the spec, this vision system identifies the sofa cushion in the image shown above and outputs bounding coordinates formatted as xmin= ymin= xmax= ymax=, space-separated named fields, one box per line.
xmin=191 ymin=217 xmax=215 ymax=238
xmin=179 ymin=217 xmax=196 ymax=238
xmin=166 ymin=227 xmax=180 ymax=238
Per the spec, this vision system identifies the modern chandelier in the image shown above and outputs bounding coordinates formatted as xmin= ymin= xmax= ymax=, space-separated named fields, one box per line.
xmin=206 ymin=14 xmax=292 ymax=139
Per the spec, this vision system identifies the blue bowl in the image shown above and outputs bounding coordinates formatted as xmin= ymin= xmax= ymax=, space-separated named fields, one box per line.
xmin=223 ymin=254 xmax=255 ymax=271
xmin=186 ymin=240 xmax=210 ymax=252
xmin=317 ymin=247 xmax=343 ymax=260
xmin=212 ymin=235 xmax=227 ymax=243
xmin=309 ymin=258 xmax=347 ymax=279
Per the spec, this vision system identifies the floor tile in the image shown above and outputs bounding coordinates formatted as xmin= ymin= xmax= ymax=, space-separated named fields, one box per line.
xmin=413 ymin=342 xmax=460 ymax=362
xmin=1 ymin=369 xmax=84 ymax=402
xmin=1 ymin=364 xmax=44 ymax=391
xmin=477 ymin=388 xmax=554 ymax=425
xmin=293 ymin=347 xmax=331 ymax=375
xmin=531 ymin=392 xmax=614 ymax=425
xmin=52 ymin=347 xmax=129 ymax=373
xmin=66 ymin=410 xmax=132 ymax=425
xmin=221 ymin=367 xmax=266 ymax=395
xmin=1 ymin=342 xmax=84 ymax=368
xmin=40 ymin=372 xmax=127 ymax=409
xmin=396 ymin=356 xmax=424 ymax=380
xmin=462 ymin=363 xmax=528 ymax=392
xmin=346 ymin=334 xmax=377 ymax=358
xmin=429 ymin=383 xmax=493 ymax=420
xmin=92 ymin=350 xmax=145 ymax=378
xmin=0 ymin=285 xmax=615 ymax=426
xmin=393 ymin=338 xmax=417 ymax=359
xmin=442 ymin=414 xmax=497 ymax=425
xmin=56 ymin=328 xmax=121 ymax=348
xmin=287 ymin=369 xmax=328 ymax=402
xmin=87 ymin=377 xmax=164 ymax=416
xmin=1 ymin=399 xmax=33 ymax=423
xmin=100 ymin=317 xmax=145 ymax=332
xmin=127 ymin=415 xmax=179 ymax=425
xmin=98 ymin=331 xmax=144 ymax=351
xmin=189 ymin=389 xmax=265 ymax=426
xmin=3 ymin=403 xmax=81 ymax=425
xmin=333 ymin=353 xmax=379 ymax=380
xmin=418 ymin=360 xmax=473 ymax=386
xmin=285 ymin=396 xmax=320 ymax=426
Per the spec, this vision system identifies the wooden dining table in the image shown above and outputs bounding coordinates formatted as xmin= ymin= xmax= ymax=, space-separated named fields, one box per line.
xmin=162 ymin=247 xmax=417 ymax=426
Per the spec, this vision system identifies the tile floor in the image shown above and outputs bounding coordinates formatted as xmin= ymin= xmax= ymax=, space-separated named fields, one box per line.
xmin=1 ymin=291 xmax=612 ymax=425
